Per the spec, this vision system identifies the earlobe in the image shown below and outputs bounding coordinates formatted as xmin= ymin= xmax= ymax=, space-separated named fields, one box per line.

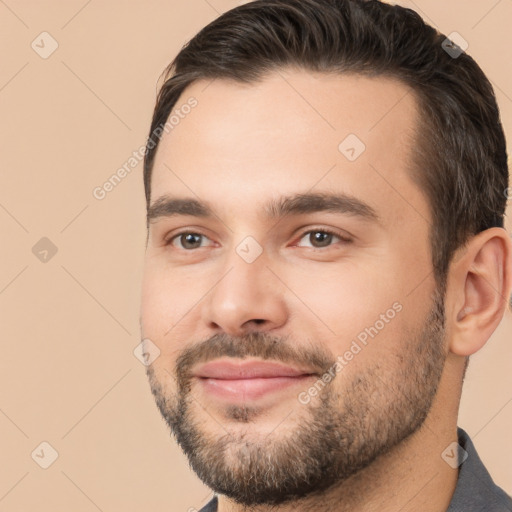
xmin=448 ymin=227 xmax=512 ymax=357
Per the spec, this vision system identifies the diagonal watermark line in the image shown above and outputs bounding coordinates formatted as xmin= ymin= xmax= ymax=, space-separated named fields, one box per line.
xmin=61 ymin=368 xmax=131 ymax=439
xmin=0 ymin=201 xmax=29 ymax=232
xmin=264 ymin=408 xmax=294 ymax=439
xmin=472 ymin=0 xmax=502 ymax=29
xmin=60 ymin=205 xmax=89 ymax=233
xmin=0 ymin=0 xmax=28 ymax=28
xmin=405 ymin=269 xmax=434 ymax=298
xmin=369 ymin=90 xmax=411 ymax=131
xmin=0 ymin=472 xmax=29 ymax=502
xmin=202 ymin=0 xmax=221 ymax=15
xmin=61 ymin=0 xmax=93 ymax=29
xmin=407 ymin=256 xmax=509 ymax=315
xmin=164 ymin=267 xmax=234 ymax=336
xmin=0 ymin=62 xmax=29 ymax=93
xmin=407 ymin=0 xmax=440 ymax=30
xmin=0 ymin=408 xmax=29 ymax=438
xmin=61 ymin=61 xmax=131 ymax=131
xmin=368 ymin=163 xmax=429 ymax=224
xmin=162 ymin=163 xmax=233 ymax=233
xmin=397 ymin=471 xmax=439 ymax=511
xmin=468 ymin=263 xmax=511 ymax=305
xmin=201 ymin=77 xmax=216 ymax=93
xmin=473 ymin=394 xmax=512 ymax=439
xmin=304 ymin=163 xmax=337 ymax=192
xmin=488 ymin=77 xmax=512 ymax=105
xmin=61 ymin=471 xmax=104 ymax=511
xmin=276 ymin=70 xmax=336 ymax=130
xmin=0 ymin=265 xmax=28 ymax=295
xmin=199 ymin=492 xmax=217 ymax=512
xmin=60 ymin=265 xmax=131 ymax=335
xmin=265 ymin=266 xmax=336 ymax=335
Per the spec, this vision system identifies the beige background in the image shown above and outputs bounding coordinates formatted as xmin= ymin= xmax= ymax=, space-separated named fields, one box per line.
xmin=0 ymin=0 xmax=511 ymax=510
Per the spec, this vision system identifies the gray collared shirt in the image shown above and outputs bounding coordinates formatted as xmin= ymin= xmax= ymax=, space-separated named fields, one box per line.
xmin=198 ymin=427 xmax=512 ymax=511
xmin=447 ymin=427 xmax=512 ymax=511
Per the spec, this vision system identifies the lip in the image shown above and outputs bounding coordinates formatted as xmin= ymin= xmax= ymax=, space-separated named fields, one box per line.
xmin=192 ymin=359 xmax=316 ymax=379
xmin=192 ymin=359 xmax=318 ymax=401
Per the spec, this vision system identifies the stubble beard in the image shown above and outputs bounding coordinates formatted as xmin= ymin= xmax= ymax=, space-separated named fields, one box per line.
xmin=146 ymin=287 xmax=447 ymax=507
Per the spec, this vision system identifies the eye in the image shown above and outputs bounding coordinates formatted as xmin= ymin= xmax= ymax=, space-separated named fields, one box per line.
xmin=166 ymin=232 xmax=214 ymax=250
xmin=296 ymin=228 xmax=352 ymax=249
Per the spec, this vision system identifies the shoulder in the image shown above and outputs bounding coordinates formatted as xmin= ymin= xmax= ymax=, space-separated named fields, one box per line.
xmin=198 ymin=495 xmax=218 ymax=512
xmin=447 ymin=427 xmax=512 ymax=512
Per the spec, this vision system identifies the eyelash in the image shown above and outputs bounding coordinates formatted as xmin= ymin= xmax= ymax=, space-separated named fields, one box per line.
xmin=164 ymin=227 xmax=352 ymax=250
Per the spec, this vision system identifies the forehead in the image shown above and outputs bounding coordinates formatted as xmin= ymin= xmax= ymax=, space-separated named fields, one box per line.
xmin=150 ymin=69 xmax=429 ymax=227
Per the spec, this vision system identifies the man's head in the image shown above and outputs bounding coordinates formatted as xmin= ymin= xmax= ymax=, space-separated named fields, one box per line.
xmin=140 ymin=0 xmax=511 ymax=507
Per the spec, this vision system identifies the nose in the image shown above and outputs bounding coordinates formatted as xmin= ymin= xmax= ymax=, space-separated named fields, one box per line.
xmin=200 ymin=247 xmax=288 ymax=336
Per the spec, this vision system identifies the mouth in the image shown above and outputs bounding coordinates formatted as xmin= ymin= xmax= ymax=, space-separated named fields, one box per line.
xmin=192 ymin=359 xmax=318 ymax=401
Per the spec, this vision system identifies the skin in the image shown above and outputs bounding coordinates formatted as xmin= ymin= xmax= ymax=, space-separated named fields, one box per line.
xmin=140 ymin=69 xmax=512 ymax=512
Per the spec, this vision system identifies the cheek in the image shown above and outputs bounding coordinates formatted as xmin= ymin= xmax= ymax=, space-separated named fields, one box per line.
xmin=140 ymin=263 xmax=211 ymax=369
xmin=140 ymin=269 xmax=168 ymax=336
xmin=140 ymin=268 xmax=180 ymax=361
xmin=141 ymin=262 xmax=199 ymax=328
xmin=284 ymin=259 xmax=419 ymax=374
xmin=284 ymin=258 xmax=399 ymax=337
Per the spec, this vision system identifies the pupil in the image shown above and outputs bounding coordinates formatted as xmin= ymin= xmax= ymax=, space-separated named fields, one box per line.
xmin=183 ymin=233 xmax=201 ymax=249
xmin=312 ymin=231 xmax=331 ymax=247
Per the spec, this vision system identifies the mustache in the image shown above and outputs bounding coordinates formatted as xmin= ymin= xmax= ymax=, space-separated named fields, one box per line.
xmin=175 ymin=331 xmax=335 ymax=381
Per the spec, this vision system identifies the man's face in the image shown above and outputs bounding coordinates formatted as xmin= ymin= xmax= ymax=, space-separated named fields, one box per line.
xmin=140 ymin=70 xmax=448 ymax=506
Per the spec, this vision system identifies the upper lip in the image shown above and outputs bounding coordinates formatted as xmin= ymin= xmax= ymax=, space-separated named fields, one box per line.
xmin=192 ymin=359 xmax=317 ymax=379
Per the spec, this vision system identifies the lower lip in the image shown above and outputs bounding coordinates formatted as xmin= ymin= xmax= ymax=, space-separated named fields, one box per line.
xmin=197 ymin=375 xmax=315 ymax=401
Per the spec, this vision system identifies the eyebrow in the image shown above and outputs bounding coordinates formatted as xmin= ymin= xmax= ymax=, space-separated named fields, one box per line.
xmin=147 ymin=192 xmax=380 ymax=226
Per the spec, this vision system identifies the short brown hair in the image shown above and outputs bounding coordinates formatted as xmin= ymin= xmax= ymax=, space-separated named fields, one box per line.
xmin=143 ymin=0 xmax=508 ymax=290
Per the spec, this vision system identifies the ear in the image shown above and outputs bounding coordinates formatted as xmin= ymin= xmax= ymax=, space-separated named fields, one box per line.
xmin=447 ymin=227 xmax=512 ymax=356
